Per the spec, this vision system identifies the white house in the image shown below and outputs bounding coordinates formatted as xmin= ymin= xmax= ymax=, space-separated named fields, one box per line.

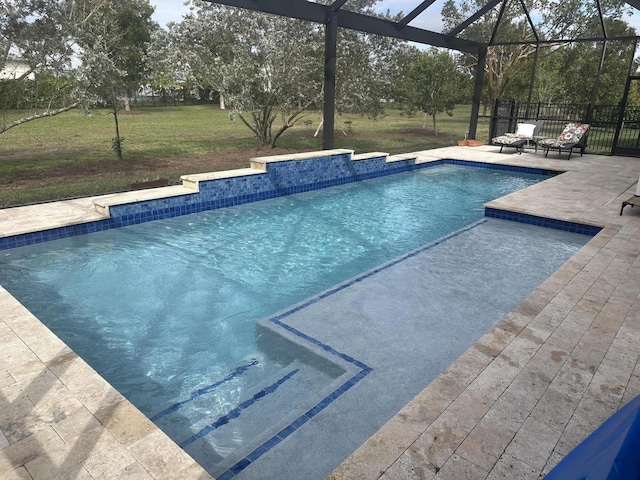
xmin=0 ymin=56 xmax=35 ymax=80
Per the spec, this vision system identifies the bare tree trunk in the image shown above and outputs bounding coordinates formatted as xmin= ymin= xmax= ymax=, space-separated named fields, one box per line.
xmin=112 ymin=89 xmax=124 ymax=161
xmin=422 ymin=112 xmax=427 ymax=128
xmin=432 ymin=113 xmax=438 ymax=135
xmin=219 ymin=92 xmax=225 ymax=110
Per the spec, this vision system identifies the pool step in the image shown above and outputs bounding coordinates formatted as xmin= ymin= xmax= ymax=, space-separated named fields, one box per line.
xmin=171 ymin=360 xmax=337 ymax=475
xmin=151 ymin=357 xmax=271 ymax=439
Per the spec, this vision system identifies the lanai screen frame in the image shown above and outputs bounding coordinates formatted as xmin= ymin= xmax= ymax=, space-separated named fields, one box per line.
xmin=204 ymin=0 xmax=640 ymax=149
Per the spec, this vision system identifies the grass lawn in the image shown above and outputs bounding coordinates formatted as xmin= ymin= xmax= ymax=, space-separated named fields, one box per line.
xmin=0 ymin=105 xmax=489 ymax=207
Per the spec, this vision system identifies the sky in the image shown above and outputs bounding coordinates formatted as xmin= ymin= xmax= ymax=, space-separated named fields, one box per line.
xmin=149 ymin=0 xmax=447 ymax=31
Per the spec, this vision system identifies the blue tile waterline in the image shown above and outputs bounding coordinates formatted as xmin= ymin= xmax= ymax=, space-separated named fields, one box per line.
xmin=0 ymin=156 xmax=566 ymax=252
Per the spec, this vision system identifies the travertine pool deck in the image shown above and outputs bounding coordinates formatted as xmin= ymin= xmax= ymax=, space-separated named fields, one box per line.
xmin=2 ymin=146 xmax=640 ymax=479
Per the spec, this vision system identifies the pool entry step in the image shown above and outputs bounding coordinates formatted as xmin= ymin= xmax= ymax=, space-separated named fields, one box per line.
xmin=149 ymin=340 xmax=347 ymax=478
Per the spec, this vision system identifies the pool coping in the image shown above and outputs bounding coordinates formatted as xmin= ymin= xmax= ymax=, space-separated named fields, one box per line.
xmin=2 ymin=146 xmax=640 ymax=479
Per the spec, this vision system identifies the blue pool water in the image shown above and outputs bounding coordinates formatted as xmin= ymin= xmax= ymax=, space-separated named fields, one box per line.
xmin=0 ymin=164 xmax=550 ymax=475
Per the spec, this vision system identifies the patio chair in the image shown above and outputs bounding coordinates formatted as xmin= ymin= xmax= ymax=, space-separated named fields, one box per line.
xmin=491 ymin=120 xmax=544 ymax=154
xmin=620 ymin=175 xmax=640 ymax=215
xmin=538 ymin=123 xmax=590 ymax=160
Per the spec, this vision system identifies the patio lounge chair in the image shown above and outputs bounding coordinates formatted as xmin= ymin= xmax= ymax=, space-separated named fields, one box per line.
xmin=538 ymin=123 xmax=589 ymax=160
xmin=491 ymin=120 xmax=544 ymax=154
xmin=620 ymin=175 xmax=640 ymax=215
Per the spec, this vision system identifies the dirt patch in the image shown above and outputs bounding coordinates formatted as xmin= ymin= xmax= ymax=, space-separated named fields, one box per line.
xmin=339 ymin=127 xmax=439 ymax=139
xmin=1 ymin=145 xmax=314 ymax=189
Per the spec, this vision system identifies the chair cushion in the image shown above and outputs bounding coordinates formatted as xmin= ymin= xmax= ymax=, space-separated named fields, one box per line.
xmin=492 ymin=135 xmax=526 ymax=145
xmin=539 ymin=139 xmax=562 ymax=148
xmin=558 ymin=123 xmax=589 ymax=143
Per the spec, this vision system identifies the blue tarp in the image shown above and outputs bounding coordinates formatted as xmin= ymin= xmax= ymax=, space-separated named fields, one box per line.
xmin=546 ymin=394 xmax=640 ymax=480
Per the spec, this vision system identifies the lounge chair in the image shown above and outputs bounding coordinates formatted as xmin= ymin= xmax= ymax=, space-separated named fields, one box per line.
xmin=620 ymin=195 xmax=640 ymax=215
xmin=620 ymin=176 xmax=640 ymax=215
xmin=492 ymin=120 xmax=544 ymax=154
xmin=538 ymin=123 xmax=589 ymax=160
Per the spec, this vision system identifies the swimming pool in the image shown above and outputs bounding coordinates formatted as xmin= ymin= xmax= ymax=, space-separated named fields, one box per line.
xmin=0 ymin=164 xmax=591 ymax=478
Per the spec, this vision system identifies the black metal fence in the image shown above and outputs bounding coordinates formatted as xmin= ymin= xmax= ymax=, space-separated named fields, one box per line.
xmin=130 ymin=87 xmax=220 ymax=107
xmin=487 ymin=100 xmax=640 ymax=155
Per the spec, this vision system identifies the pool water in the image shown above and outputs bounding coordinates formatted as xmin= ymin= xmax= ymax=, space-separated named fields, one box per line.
xmin=0 ymin=164 xmax=549 ymax=474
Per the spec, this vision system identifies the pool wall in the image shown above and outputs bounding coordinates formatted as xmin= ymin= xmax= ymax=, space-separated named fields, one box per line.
xmin=485 ymin=208 xmax=601 ymax=236
xmin=0 ymin=149 xmax=592 ymax=251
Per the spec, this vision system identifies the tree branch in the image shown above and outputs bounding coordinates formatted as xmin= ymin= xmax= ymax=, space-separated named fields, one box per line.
xmin=236 ymin=112 xmax=260 ymax=139
xmin=270 ymin=95 xmax=319 ymax=147
xmin=0 ymin=104 xmax=79 ymax=134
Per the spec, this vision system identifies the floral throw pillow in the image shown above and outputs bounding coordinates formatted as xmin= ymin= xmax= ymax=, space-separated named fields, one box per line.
xmin=558 ymin=123 xmax=589 ymax=143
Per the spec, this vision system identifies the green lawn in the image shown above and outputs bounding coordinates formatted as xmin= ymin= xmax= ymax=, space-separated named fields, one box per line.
xmin=0 ymin=105 xmax=489 ymax=207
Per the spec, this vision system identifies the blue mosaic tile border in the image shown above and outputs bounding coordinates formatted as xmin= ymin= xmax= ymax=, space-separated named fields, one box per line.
xmin=0 ymin=220 xmax=115 ymax=250
xmin=484 ymin=207 xmax=602 ymax=236
xmin=0 ymin=154 xmax=562 ymax=252
xmin=216 ymin=219 xmax=487 ymax=479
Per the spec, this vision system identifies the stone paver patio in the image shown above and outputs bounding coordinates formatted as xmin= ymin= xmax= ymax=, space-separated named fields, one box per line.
xmin=1 ymin=145 xmax=640 ymax=479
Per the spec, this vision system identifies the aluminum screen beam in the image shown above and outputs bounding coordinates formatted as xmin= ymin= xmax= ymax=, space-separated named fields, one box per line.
xmin=203 ymin=0 xmax=327 ymax=23
xmin=336 ymin=9 xmax=480 ymax=52
xmin=204 ymin=0 xmax=482 ymax=53
xmin=626 ymin=0 xmax=640 ymax=11
xmin=203 ymin=0 xmax=640 ymax=48
xmin=468 ymin=48 xmax=486 ymax=140
xmin=492 ymin=35 xmax=640 ymax=46
xmin=332 ymin=0 xmax=350 ymax=10
xmin=446 ymin=0 xmax=502 ymax=39
xmin=397 ymin=0 xmax=439 ymax=29
xmin=324 ymin=10 xmax=338 ymax=149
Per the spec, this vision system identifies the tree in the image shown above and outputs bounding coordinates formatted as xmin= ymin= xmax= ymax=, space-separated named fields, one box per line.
xmin=147 ymin=8 xmax=237 ymax=109
xmin=499 ymin=16 xmax=638 ymax=107
xmin=163 ymin=0 xmax=405 ymax=147
xmin=169 ymin=2 xmax=322 ymax=147
xmin=113 ymin=0 xmax=155 ymax=111
xmin=76 ymin=0 xmax=155 ymax=159
xmin=0 ymin=0 xmax=80 ymax=134
xmin=145 ymin=25 xmax=183 ymax=103
xmin=220 ymin=8 xmax=323 ymax=146
xmin=328 ymin=0 xmax=405 ymax=119
xmin=441 ymin=0 xmax=536 ymax=107
xmin=1 ymin=0 xmax=155 ymax=149
xmin=441 ymin=0 xmax=632 ymax=108
xmin=557 ymin=18 xmax=637 ymax=105
xmin=531 ymin=54 xmax=566 ymax=105
xmin=394 ymin=48 xmax=470 ymax=134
